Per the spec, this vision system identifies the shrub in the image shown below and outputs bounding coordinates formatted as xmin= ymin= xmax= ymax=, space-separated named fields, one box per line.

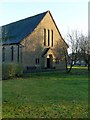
xmin=15 ymin=64 xmax=23 ymax=77
xmin=2 ymin=63 xmax=24 ymax=80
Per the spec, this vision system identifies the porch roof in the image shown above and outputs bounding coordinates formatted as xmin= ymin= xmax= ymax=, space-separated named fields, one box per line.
xmin=41 ymin=47 xmax=50 ymax=57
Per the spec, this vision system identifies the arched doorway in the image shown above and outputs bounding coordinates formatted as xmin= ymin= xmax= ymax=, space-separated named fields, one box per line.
xmin=47 ymin=54 xmax=53 ymax=68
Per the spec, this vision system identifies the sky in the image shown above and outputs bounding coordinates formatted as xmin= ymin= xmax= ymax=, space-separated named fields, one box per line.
xmin=0 ymin=0 xmax=88 ymax=42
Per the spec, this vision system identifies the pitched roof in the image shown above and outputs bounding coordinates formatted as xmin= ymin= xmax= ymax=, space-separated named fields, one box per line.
xmin=0 ymin=11 xmax=48 ymax=45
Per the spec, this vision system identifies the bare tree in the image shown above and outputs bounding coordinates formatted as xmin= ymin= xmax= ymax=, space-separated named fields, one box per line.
xmin=67 ymin=30 xmax=89 ymax=72
xmin=88 ymin=34 xmax=90 ymax=70
xmin=66 ymin=30 xmax=81 ymax=72
xmin=79 ymin=34 xmax=90 ymax=70
xmin=51 ymin=30 xmax=89 ymax=72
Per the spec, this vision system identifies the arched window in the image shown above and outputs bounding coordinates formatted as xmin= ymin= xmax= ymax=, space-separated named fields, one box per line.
xmin=17 ymin=45 xmax=19 ymax=62
xmin=11 ymin=46 xmax=14 ymax=61
xmin=44 ymin=29 xmax=46 ymax=46
xmin=2 ymin=47 xmax=5 ymax=62
xmin=48 ymin=29 xmax=50 ymax=46
xmin=51 ymin=30 xmax=53 ymax=47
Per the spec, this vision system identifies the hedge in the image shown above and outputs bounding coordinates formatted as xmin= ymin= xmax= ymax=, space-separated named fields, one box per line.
xmin=2 ymin=63 xmax=24 ymax=80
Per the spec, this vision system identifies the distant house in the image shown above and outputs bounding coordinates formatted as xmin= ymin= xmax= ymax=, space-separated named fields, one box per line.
xmin=0 ymin=11 xmax=68 ymax=71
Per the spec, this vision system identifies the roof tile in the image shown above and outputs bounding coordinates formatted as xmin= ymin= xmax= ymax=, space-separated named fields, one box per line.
xmin=0 ymin=11 xmax=48 ymax=45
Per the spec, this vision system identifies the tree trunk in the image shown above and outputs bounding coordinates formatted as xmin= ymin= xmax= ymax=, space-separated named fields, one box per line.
xmin=64 ymin=53 xmax=68 ymax=71
xmin=88 ymin=63 xmax=90 ymax=70
xmin=67 ymin=60 xmax=73 ymax=73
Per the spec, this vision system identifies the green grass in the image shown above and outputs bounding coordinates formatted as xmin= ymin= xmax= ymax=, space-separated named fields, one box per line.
xmin=2 ymin=67 xmax=89 ymax=118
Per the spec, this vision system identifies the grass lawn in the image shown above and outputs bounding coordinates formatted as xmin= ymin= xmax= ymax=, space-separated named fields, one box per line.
xmin=2 ymin=67 xmax=89 ymax=118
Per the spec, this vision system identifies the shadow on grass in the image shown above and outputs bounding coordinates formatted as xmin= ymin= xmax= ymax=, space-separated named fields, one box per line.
xmin=22 ymin=66 xmax=89 ymax=78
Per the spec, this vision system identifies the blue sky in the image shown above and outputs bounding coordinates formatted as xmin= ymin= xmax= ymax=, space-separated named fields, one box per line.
xmin=0 ymin=0 xmax=88 ymax=39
